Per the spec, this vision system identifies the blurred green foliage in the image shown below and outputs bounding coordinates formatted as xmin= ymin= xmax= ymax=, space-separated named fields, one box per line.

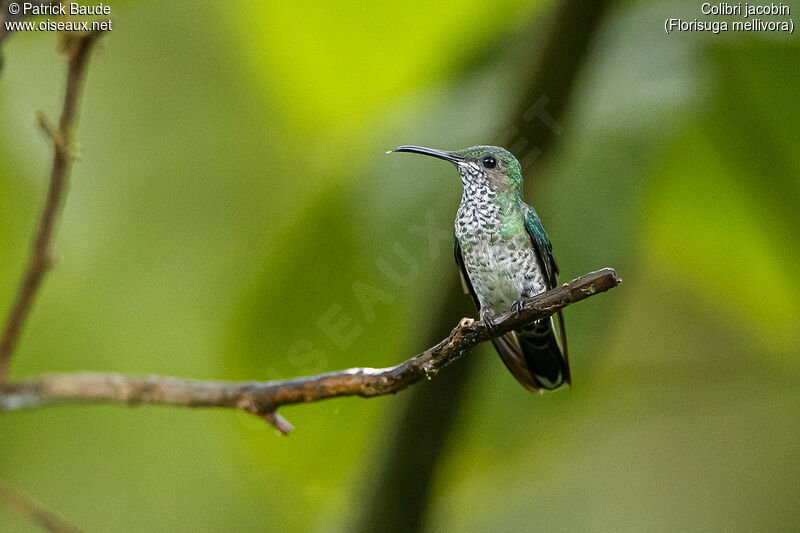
xmin=1 ymin=0 xmax=798 ymax=531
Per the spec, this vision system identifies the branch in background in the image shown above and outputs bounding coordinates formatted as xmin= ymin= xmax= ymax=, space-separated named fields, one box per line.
xmin=0 ymin=29 xmax=104 ymax=383
xmin=358 ymin=1 xmax=618 ymax=527
xmin=0 ymin=268 xmax=620 ymax=434
xmin=0 ymin=480 xmax=82 ymax=533
xmin=354 ymin=275 xmax=476 ymax=533
xmin=508 ymin=0 xmax=615 ymax=159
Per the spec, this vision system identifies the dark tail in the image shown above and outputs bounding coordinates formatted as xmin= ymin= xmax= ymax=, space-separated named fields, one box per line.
xmin=492 ymin=311 xmax=570 ymax=392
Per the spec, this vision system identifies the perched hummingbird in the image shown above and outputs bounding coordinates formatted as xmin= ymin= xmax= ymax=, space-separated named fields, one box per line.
xmin=392 ymin=145 xmax=569 ymax=392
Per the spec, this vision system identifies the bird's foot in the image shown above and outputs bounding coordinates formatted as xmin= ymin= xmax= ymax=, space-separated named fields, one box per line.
xmin=511 ymin=300 xmax=525 ymax=317
xmin=480 ymin=308 xmax=499 ymax=333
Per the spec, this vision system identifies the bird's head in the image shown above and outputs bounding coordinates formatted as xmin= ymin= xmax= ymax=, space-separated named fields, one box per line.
xmin=390 ymin=145 xmax=523 ymax=194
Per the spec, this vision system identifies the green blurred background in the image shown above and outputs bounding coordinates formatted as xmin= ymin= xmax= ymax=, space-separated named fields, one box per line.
xmin=1 ymin=0 xmax=798 ymax=531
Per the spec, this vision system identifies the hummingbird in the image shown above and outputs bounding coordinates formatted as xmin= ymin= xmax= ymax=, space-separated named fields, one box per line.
xmin=392 ymin=145 xmax=569 ymax=392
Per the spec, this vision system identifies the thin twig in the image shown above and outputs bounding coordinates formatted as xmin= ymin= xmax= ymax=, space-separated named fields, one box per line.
xmin=0 ymin=30 xmax=104 ymax=383
xmin=34 ymin=110 xmax=70 ymax=156
xmin=0 ymin=480 xmax=82 ymax=533
xmin=0 ymin=268 xmax=620 ymax=434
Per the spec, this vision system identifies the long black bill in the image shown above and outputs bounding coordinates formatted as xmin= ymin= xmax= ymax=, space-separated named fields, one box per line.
xmin=391 ymin=145 xmax=463 ymax=164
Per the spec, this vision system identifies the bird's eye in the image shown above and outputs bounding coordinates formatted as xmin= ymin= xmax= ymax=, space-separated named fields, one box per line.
xmin=482 ymin=156 xmax=496 ymax=169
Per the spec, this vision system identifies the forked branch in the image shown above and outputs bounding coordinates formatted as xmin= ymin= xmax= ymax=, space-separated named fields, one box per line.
xmin=0 ymin=26 xmax=621 ymax=437
xmin=0 ymin=268 xmax=620 ymax=434
xmin=0 ymin=30 xmax=104 ymax=383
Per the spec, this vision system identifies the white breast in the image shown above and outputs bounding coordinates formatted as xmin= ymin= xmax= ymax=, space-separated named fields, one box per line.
xmin=455 ymin=197 xmax=546 ymax=313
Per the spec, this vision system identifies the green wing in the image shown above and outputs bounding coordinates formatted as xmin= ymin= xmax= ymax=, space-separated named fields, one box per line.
xmin=523 ymin=204 xmax=570 ymax=387
xmin=523 ymin=205 xmax=559 ymax=289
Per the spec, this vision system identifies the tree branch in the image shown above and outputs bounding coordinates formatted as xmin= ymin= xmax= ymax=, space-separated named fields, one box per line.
xmin=0 ymin=268 xmax=620 ymax=434
xmin=0 ymin=30 xmax=104 ymax=383
xmin=0 ymin=480 xmax=82 ymax=533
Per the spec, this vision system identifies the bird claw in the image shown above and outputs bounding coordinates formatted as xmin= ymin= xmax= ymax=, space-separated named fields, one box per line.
xmin=481 ymin=309 xmax=498 ymax=332
xmin=511 ymin=300 xmax=525 ymax=317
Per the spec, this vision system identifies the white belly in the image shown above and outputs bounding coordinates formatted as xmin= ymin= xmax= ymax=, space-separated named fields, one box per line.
xmin=460 ymin=233 xmax=547 ymax=314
